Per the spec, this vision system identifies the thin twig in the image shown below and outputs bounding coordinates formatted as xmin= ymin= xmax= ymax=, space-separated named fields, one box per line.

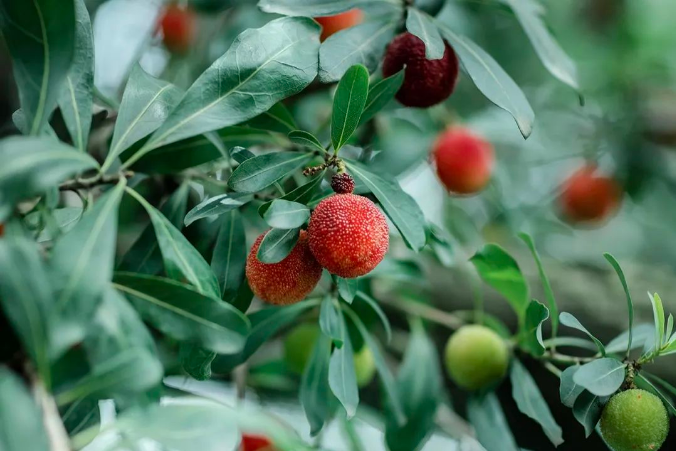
xmin=59 ymin=171 xmax=135 ymax=191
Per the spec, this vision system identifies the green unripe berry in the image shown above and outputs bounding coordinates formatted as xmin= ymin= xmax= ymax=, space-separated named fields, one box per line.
xmin=283 ymin=324 xmax=376 ymax=387
xmin=600 ymin=389 xmax=669 ymax=451
xmin=444 ymin=325 xmax=509 ymax=391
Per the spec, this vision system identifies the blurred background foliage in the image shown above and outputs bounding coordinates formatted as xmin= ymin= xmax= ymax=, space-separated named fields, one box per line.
xmin=2 ymin=0 xmax=676 ymax=449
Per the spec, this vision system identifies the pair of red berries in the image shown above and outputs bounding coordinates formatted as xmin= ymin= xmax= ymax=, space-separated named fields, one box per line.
xmin=246 ymin=174 xmax=389 ymax=305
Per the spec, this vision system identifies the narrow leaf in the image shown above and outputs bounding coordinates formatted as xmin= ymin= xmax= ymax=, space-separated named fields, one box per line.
xmin=560 ymin=366 xmax=584 ymax=408
xmin=358 ymin=70 xmax=405 ymax=126
xmin=355 ymin=291 xmax=392 ymax=343
xmin=245 ymin=102 xmax=297 ymax=134
xmin=648 ymin=292 xmax=665 ymax=354
xmin=336 ymin=276 xmax=358 ymax=304
xmin=572 ymin=391 xmax=603 ymax=437
xmin=467 ymin=392 xmax=519 ymax=451
xmin=559 ymin=312 xmax=605 ymax=356
xmin=288 ymin=130 xmax=326 ymax=153
xmin=259 ymin=172 xmax=325 ymax=215
xmin=211 ymin=210 xmax=247 ymax=300
xmin=519 ymin=233 xmax=558 ymax=339
xmin=184 ymin=193 xmax=252 ymax=227
xmin=263 ymin=200 xmax=310 ymax=229
xmin=328 ymin=308 xmax=359 ymax=418
xmin=521 ymin=300 xmax=549 ymax=356
xmin=635 ymin=373 xmax=676 ymax=416
xmin=320 ymin=296 xmax=344 ymax=348
xmin=229 ymin=152 xmax=314 ymax=194
xmin=332 ymin=65 xmax=370 ymax=152
xmin=604 ymin=253 xmax=634 ymax=358
xmin=257 ymin=227 xmax=301 ymax=264
xmin=300 ymin=334 xmax=335 ymax=435
xmin=406 ymin=8 xmax=444 ymax=59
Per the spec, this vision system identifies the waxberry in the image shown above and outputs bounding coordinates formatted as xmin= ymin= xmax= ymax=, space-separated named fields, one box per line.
xmin=308 ymin=194 xmax=388 ymax=278
xmin=444 ymin=325 xmax=509 ymax=391
xmin=559 ymin=165 xmax=622 ymax=224
xmin=240 ymin=434 xmax=275 ymax=451
xmin=382 ymin=32 xmax=459 ymax=108
xmin=433 ymin=128 xmax=494 ymax=195
xmin=314 ymin=9 xmax=363 ymax=42
xmin=245 ymin=230 xmax=322 ymax=305
xmin=159 ymin=4 xmax=196 ymax=54
xmin=331 ymin=173 xmax=355 ymax=194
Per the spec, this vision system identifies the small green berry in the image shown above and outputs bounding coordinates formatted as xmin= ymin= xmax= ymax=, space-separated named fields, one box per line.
xmin=600 ymin=388 xmax=669 ymax=451
xmin=444 ymin=325 xmax=509 ymax=391
xmin=353 ymin=345 xmax=376 ymax=388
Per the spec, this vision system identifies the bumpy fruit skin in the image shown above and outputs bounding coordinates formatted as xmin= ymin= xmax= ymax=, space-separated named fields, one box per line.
xmin=314 ymin=9 xmax=364 ymax=42
xmin=308 ymin=194 xmax=389 ymax=278
xmin=284 ymin=324 xmax=321 ymax=375
xmin=600 ymin=389 xmax=669 ymax=451
xmin=444 ymin=325 xmax=509 ymax=391
xmin=331 ymin=173 xmax=355 ymax=194
xmin=245 ymin=230 xmax=322 ymax=306
xmin=240 ymin=434 xmax=275 ymax=451
xmin=560 ymin=165 xmax=622 ymax=224
xmin=382 ymin=32 xmax=459 ymax=108
xmin=159 ymin=5 xmax=196 ymax=54
xmin=353 ymin=345 xmax=376 ymax=387
xmin=433 ymin=128 xmax=494 ymax=195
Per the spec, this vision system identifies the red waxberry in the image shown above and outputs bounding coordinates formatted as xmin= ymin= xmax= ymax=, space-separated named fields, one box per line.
xmin=246 ymin=230 xmax=322 ymax=305
xmin=382 ymin=32 xmax=460 ymax=108
xmin=314 ymin=9 xmax=364 ymax=42
xmin=240 ymin=434 xmax=275 ymax=451
xmin=159 ymin=5 xmax=196 ymax=54
xmin=559 ymin=165 xmax=622 ymax=224
xmin=308 ymin=194 xmax=389 ymax=278
xmin=0 ymin=223 xmax=4 ymax=237
xmin=433 ymin=128 xmax=494 ymax=195
xmin=331 ymin=173 xmax=355 ymax=194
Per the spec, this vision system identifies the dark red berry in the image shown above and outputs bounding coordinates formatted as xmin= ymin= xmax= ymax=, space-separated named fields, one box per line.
xmin=331 ymin=173 xmax=355 ymax=194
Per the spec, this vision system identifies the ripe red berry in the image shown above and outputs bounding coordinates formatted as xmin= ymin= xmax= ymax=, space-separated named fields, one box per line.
xmin=382 ymin=32 xmax=460 ymax=108
xmin=308 ymin=194 xmax=389 ymax=278
xmin=433 ymin=128 xmax=494 ymax=195
xmin=240 ymin=434 xmax=275 ymax=451
xmin=314 ymin=9 xmax=364 ymax=42
xmin=246 ymin=230 xmax=322 ymax=305
xmin=159 ymin=5 xmax=196 ymax=54
xmin=559 ymin=165 xmax=622 ymax=224
xmin=331 ymin=173 xmax=355 ymax=194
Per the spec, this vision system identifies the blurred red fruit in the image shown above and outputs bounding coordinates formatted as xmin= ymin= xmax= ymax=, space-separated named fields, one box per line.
xmin=560 ymin=165 xmax=622 ymax=224
xmin=240 ymin=434 xmax=275 ymax=451
xmin=382 ymin=32 xmax=460 ymax=108
xmin=314 ymin=9 xmax=364 ymax=41
xmin=433 ymin=128 xmax=494 ymax=195
xmin=159 ymin=5 xmax=196 ymax=54
xmin=308 ymin=194 xmax=389 ymax=278
xmin=246 ymin=230 xmax=323 ymax=305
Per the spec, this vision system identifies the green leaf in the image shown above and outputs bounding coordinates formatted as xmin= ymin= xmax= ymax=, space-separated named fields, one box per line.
xmin=519 ymin=233 xmax=558 ymax=339
xmin=119 ymin=183 xmax=190 ymax=274
xmin=259 ymin=0 xmax=376 ymax=16
xmin=125 ymin=17 xmax=320 ymax=166
xmin=104 ymin=65 xmax=184 ymax=172
xmin=0 ymin=0 xmax=75 ymax=135
xmin=572 ymin=390 xmax=603 ymax=437
xmin=179 ymin=344 xmax=216 ymax=381
xmin=113 ymin=273 xmax=249 ymax=354
xmin=57 ymin=0 xmax=94 ymax=152
xmin=635 ymin=373 xmax=676 ymax=416
xmin=263 ymin=200 xmax=310 ymax=229
xmin=560 ymin=366 xmax=584 ymax=408
xmin=605 ymin=324 xmax=654 ymax=354
xmin=560 ymin=312 xmax=606 ymax=356
xmin=355 ymin=291 xmax=392 ymax=343
xmin=0 ymin=367 xmax=51 ymax=451
xmin=300 ymin=333 xmax=336 ymax=435
xmin=212 ymin=299 xmax=321 ymax=373
xmin=470 ymin=244 xmax=529 ymax=324
xmin=385 ymin=322 xmax=441 ymax=451
xmin=343 ymin=307 xmax=405 ymax=424
xmin=259 ymin=172 xmax=325 ymax=215
xmin=319 ymin=20 xmax=397 ymax=83
xmin=467 ymin=392 xmax=519 ymax=451
xmin=184 ymin=193 xmax=252 ymax=227
xmin=501 ymin=0 xmax=579 ymax=90
xmin=229 ymin=152 xmax=314 ymax=194
xmin=510 ymin=360 xmax=563 ymax=447
xmin=288 ymin=130 xmax=326 ymax=153
xmin=328 ymin=307 xmax=359 ymax=418
xmin=521 ymin=300 xmax=549 ymax=356
xmin=358 ymin=70 xmax=405 ymax=126
xmin=604 ymin=253 xmax=634 ymax=358
xmin=211 ymin=210 xmax=247 ymax=300
xmin=49 ymin=179 xmax=126 ymax=356
xmin=336 ymin=276 xmax=358 ymax=304
xmin=0 ymin=239 xmax=52 ymax=387
xmin=647 ymin=292 xmax=665 ymax=355
xmin=345 ymin=159 xmax=426 ymax=252
xmin=320 ymin=296 xmax=344 ymax=348
xmin=0 ymin=137 xmax=98 ymax=220
xmin=127 ymin=188 xmax=220 ymax=298
xmin=245 ymin=102 xmax=297 ymax=134
xmin=257 ymin=227 xmax=301 ymax=264
xmin=573 ymin=358 xmax=626 ymax=397
xmin=55 ymin=348 xmax=163 ymax=406
xmin=406 ymin=8 xmax=444 ymax=59
xmin=434 ymin=19 xmax=534 ymax=138
xmin=331 ymin=65 xmax=369 ymax=152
